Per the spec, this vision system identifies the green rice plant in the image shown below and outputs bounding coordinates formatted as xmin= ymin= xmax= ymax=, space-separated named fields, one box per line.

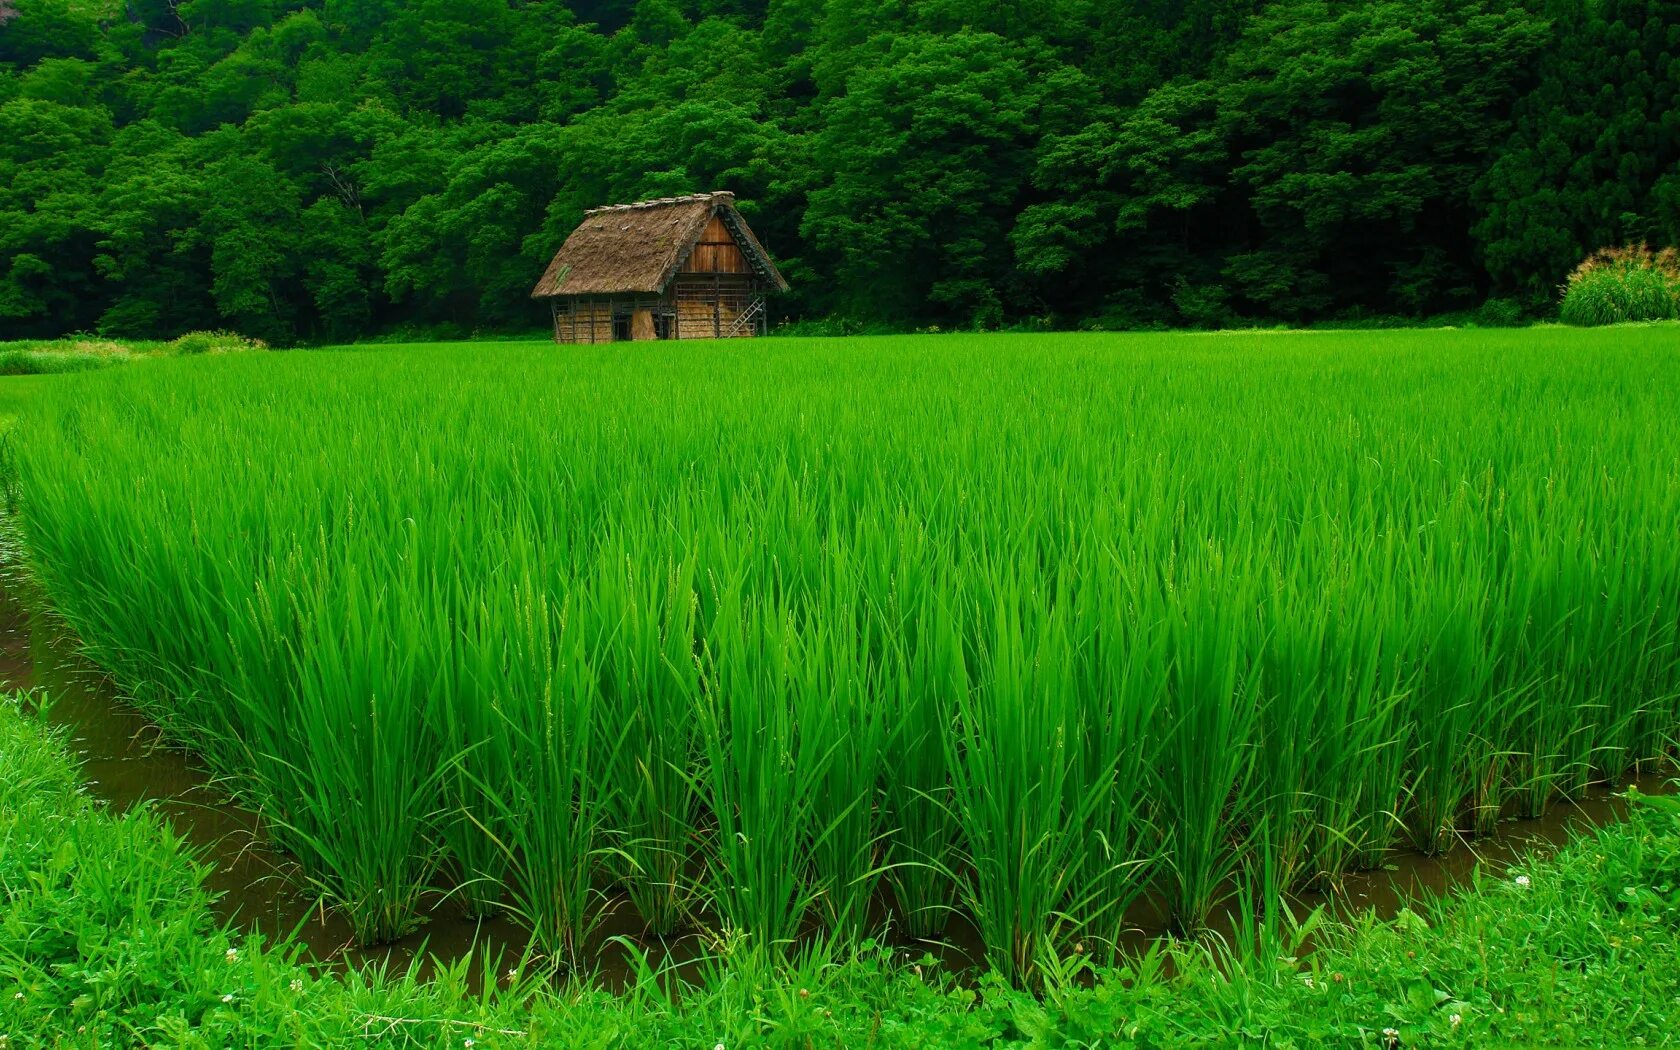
xmin=1253 ymin=605 xmax=1328 ymax=891
xmin=590 ymin=547 xmax=703 ymax=936
xmin=1559 ymin=244 xmax=1680 ymax=325
xmin=1313 ymin=578 xmax=1411 ymax=877
xmin=250 ymin=535 xmax=447 ymax=944
xmin=1155 ymin=559 xmax=1264 ymax=934
xmin=1256 ymin=570 xmax=1408 ymax=886
xmin=430 ymin=577 xmax=518 ymax=918
xmin=878 ymin=585 xmax=964 ymax=942
xmin=1400 ymin=576 xmax=1494 ymax=854
xmin=1580 ymin=469 xmax=1680 ymax=785
xmin=9 ymin=329 xmax=1680 ymax=980
xmin=945 ymin=566 xmax=1108 ymax=985
xmin=692 ymin=585 xmax=828 ymax=953
xmin=793 ymin=596 xmax=889 ymax=940
xmin=490 ymin=582 xmax=620 ymax=972
xmin=1063 ymin=548 xmax=1166 ymax=957
xmin=1499 ymin=497 xmax=1606 ymax=819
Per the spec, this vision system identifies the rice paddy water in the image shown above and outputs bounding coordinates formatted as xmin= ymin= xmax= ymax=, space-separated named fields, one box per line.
xmin=8 ymin=328 xmax=1680 ymax=984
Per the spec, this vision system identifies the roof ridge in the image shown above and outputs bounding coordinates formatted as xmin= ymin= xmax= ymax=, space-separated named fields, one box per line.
xmin=584 ymin=190 xmax=734 ymax=216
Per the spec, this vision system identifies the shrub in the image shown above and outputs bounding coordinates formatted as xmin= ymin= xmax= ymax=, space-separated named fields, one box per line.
xmin=1171 ymin=278 xmax=1233 ymax=329
xmin=1559 ymin=244 xmax=1680 ymax=326
xmin=1474 ymin=297 xmax=1525 ymax=328
xmin=167 ymin=331 xmax=268 ymax=355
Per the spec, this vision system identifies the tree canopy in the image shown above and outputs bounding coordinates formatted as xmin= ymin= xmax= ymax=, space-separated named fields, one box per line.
xmin=1 ymin=0 xmax=1675 ymax=341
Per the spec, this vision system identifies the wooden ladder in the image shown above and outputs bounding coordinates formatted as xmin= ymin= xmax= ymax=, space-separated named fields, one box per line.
xmin=723 ymin=295 xmax=765 ymax=337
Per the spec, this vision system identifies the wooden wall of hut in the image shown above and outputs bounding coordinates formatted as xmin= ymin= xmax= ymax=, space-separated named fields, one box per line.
xmin=673 ymin=275 xmax=758 ymax=338
xmin=550 ymin=277 xmax=765 ymax=343
xmin=681 ymin=216 xmax=751 ymax=274
xmin=553 ymin=299 xmax=614 ymax=343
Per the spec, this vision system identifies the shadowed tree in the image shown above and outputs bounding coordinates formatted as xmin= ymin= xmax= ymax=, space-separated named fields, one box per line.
xmin=1474 ymin=0 xmax=1680 ymax=308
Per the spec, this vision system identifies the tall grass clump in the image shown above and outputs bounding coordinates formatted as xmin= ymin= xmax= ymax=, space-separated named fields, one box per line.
xmin=7 ymin=328 xmax=1680 ymax=976
xmin=1559 ymin=244 xmax=1680 ymax=325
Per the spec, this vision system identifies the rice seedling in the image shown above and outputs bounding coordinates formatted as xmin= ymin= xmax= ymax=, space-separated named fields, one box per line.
xmin=431 ymin=578 xmax=518 ymax=918
xmin=1156 ymin=561 xmax=1264 ymax=933
xmin=945 ymin=562 xmax=1107 ymax=983
xmin=1063 ymin=561 xmax=1166 ymax=957
xmin=794 ymin=590 xmax=890 ymax=940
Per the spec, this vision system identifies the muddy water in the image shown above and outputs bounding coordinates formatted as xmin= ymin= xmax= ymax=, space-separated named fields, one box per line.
xmin=1 ymin=566 xmax=1668 ymax=986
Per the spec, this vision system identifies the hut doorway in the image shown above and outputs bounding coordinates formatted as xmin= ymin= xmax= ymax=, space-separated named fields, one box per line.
xmin=611 ymin=314 xmax=632 ymax=341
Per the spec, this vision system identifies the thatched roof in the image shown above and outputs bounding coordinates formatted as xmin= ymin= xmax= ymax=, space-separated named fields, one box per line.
xmin=530 ymin=191 xmax=789 ymax=298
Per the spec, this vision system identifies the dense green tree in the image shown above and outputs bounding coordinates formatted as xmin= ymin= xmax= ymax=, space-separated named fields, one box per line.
xmin=93 ymin=121 xmax=219 ymax=335
xmin=0 ymin=94 xmax=110 ymax=334
xmin=382 ymin=123 xmax=570 ymax=325
xmin=1217 ymin=0 xmax=1547 ymax=317
xmin=802 ymin=30 xmax=1057 ymax=325
xmin=0 ymin=0 xmax=100 ymax=66
xmin=0 ymin=0 xmax=1671 ymax=339
xmin=1017 ymin=0 xmax=1548 ymax=325
xmin=194 ymin=153 xmax=304 ymax=341
xmin=1474 ymin=0 xmax=1680 ymax=307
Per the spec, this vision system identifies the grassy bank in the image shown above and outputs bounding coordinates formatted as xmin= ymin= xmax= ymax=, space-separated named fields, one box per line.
xmin=4 ymin=693 xmax=1679 ymax=1047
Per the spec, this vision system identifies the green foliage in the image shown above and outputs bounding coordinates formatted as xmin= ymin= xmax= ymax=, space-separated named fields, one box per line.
xmin=10 ymin=330 xmax=1680 ymax=986
xmin=1559 ymin=244 xmax=1680 ymax=326
xmin=1473 ymin=297 xmax=1524 ymax=328
xmin=167 ymin=329 xmax=267 ymax=353
xmin=1019 ymin=0 xmax=1548 ymax=324
xmin=0 ymin=347 xmax=124 ymax=374
xmin=0 ymin=0 xmax=1670 ymax=336
xmin=1473 ymin=0 xmax=1680 ymax=309
xmin=0 ymin=0 xmax=100 ymax=66
xmin=800 ymin=30 xmax=1053 ymax=327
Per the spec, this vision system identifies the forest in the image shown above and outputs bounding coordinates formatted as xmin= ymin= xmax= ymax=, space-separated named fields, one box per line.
xmin=1 ymin=0 xmax=1677 ymax=343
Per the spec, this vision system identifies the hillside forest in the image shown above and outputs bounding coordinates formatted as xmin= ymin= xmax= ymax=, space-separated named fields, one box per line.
xmin=2 ymin=0 xmax=1678 ymax=342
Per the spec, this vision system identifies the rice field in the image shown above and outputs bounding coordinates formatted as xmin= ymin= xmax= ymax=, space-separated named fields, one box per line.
xmin=8 ymin=328 xmax=1680 ymax=984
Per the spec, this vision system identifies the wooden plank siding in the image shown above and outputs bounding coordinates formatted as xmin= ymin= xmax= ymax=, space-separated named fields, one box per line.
xmin=553 ymin=299 xmax=615 ymax=344
xmin=681 ymin=216 xmax=751 ymax=274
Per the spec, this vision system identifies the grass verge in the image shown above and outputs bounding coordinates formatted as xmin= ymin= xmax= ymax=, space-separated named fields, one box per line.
xmin=3 ymin=693 xmax=1679 ymax=1047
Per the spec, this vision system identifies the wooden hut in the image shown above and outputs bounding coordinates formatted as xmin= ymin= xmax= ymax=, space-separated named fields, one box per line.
xmin=530 ymin=191 xmax=789 ymax=343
